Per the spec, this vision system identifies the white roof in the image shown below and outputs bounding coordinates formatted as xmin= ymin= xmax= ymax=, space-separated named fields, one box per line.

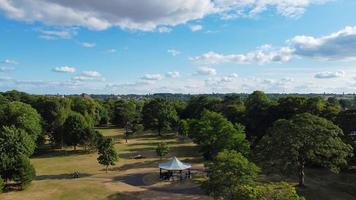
xmin=159 ymin=157 xmax=192 ymax=170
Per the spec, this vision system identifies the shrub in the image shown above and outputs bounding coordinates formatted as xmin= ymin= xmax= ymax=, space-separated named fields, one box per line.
xmin=13 ymin=157 xmax=36 ymax=190
xmin=0 ymin=176 xmax=4 ymax=193
xmin=156 ymin=142 xmax=170 ymax=159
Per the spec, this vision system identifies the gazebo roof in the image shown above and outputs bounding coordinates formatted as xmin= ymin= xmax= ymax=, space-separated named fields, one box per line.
xmin=159 ymin=157 xmax=192 ymax=171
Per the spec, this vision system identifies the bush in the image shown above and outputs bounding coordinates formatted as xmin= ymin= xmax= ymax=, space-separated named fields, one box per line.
xmin=13 ymin=157 xmax=36 ymax=190
xmin=156 ymin=142 xmax=169 ymax=159
xmin=0 ymin=176 xmax=4 ymax=193
xmin=235 ymin=182 xmax=305 ymax=200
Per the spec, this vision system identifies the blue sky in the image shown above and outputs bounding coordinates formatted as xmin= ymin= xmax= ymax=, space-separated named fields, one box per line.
xmin=1 ymin=0 xmax=356 ymax=94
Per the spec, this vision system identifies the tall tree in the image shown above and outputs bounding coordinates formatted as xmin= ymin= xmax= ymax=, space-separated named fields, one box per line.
xmin=97 ymin=138 xmax=118 ymax=173
xmin=142 ymin=98 xmax=178 ymax=136
xmin=0 ymin=101 xmax=42 ymax=141
xmin=256 ymin=113 xmax=353 ymax=186
xmin=113 ymin=100 xmax=138 ymax=143
xmin=204 ymin=150 xmax=259 ymax=199
xmin=62 ymin=112 xmax=88 ymax=150
xmin=188 ymin=110 xmax=250 ymax=160
xmin=156 ymin=142 xmax=170 ymax=160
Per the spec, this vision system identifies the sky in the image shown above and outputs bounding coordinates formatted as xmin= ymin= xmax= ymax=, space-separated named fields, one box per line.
xmin=1 ymin=0 xmax=356 ymax=94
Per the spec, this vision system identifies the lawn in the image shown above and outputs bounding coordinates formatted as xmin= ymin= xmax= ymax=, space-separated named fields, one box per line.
xmin=0 ymin=127 xmax=208 ymax=200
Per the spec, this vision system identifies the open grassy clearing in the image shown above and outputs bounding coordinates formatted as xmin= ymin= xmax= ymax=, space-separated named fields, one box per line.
xmin=0 ymin=128 xmax=209 ymax=200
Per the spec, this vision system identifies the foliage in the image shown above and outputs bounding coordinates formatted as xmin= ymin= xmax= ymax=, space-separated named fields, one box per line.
xmin=182 ymin=96 xmax=222 ymax=119
xmin=13 ymin=156 xmax=36 ymax=190
xmin=204 ymin=150 xmax=260 ymax=199
xmin=256 ymin=113 xmax=353 ymax=186
xmin=97 ymin=138 xmax=118 ymax=172
xmin=62 ymin=112 xmax=89 ymax=150
xmin=142 ymin=98 xmax=178 ymax=135
xmin=177 ymin=119 xmax=189 ymax=137
xmin=70 ymin=96 xmax=100 ymax=127
xmin=235 ymin=182 xmax=305 ymax=200
xmin=156 ymin=142 xmax=170 ymax=159
xmin=0 ymin=101 xmax=42 ymax=141
xmin=0 ymin=127 xmax=36 ymax=189
xmin=188 ymin=110 xmax=250 ymax=160
xmin=0 ymin=176 xmax=3 ymax=193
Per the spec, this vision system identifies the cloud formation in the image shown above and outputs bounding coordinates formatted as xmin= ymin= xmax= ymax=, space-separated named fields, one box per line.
xmin=166 ymin=71 xmax=180 ymax=78
xmin=0 ymin=0 xmax=328 ymax=31
xmin=193 ymin=26 xmax=356 ymax=65
xmin=167 ymin=49 xmax=181 ymax=56
xmin=2 ymin=59 xmax=18 ymax=65
xmin=82 ymin=42 xmax=96 ymax=48
xmin=53 ymin=66 xmax=76 ymax=73
xmin=196 ymin=67 xmax=217 ymax=76
xmin=189 ymin=24 xmax=203 ymax=32
xmin=141 ymin=74 xmax=164 ymax=81
xmin=0 ymin=67 xmax=15 ymax=72
xmin=314 ymin=71 xmax=345 ymax=79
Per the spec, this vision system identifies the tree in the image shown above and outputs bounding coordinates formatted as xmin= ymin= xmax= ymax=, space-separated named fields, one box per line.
xmin=188 ymin=110 xmax=250 ymax=160
xmin=244 ymin=91 xmax=273 ymax=145
xmin=13 ymin=156 xmax=36 ymax=190
xmin=177 ymin=120 xmax=189 ymax=137
xmin=182 ymin=96 xmax=222 ymax=119
xmin=142 ymin=98 xmax=178 ymax=136
xmin=0 ymin=176 xmax=3 ymax=193
xmin=0 ymin=127 xmax=36 ymax=188
xmin=62 ymin=112 xmax=88 ymax=150
xmin=70 ymin=96 xmax=100 ymax=127
xmin=204 ymin=150 xmax=260 ymax=199
xmin=156 ymin=142 xmax=170 ymax=159
xmin=97 ymin=138 xmax=118 ymax=173
xmin=0 ymin=101 xmax=42 ymax=141
xmin=336 ymin=110 xmax=356 ymax=164
xmin=34 ymin=96 xmax=71 ymax=147
xmin=236 ymin=182 xmax=305 ymax=200
xmin=256 ymin=113 xmax=353 ymax=187
xmin=113 ymin=100 xmax=138 ymax=143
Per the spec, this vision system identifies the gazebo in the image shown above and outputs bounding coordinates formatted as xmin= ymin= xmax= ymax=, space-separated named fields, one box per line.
xmin=159 ymin=157 xmax=192 ymax=181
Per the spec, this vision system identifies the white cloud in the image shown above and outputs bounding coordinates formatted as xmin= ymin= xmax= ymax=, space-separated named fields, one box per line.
xmin=82 ymin=42 xmax=96 ymax=48
xmin=192 ymin=46 xmax=293 ymax=65
xmin=0 ymin=0 xmax=328 ymax=31
xmin=193 ymin=26 xmax=356 ymax=65
xmin=141 ymin=74 xmax=164 ymax=81
xmin=81 ymin=70 xmax=101 ymax=77
xmin=290 ymin=26 xmax=356 ymax=60
xmin=38 ymin=28 xmax=77 ymax=40
xmin=158 ymin=26 xmax=172 ymax=33
xmin=167 ymin=49 xmax=181 ymax=56
xmin=2 ymin=59 xmax=18 ymax=65
xmin=53 ymin=66 xmax=76 ymax=73
xmin=166 ymin=71 xmax=180 ymax=78
xmin=189 ymin=24 xmax=203 ymax=32
xmin=314 ymin=71 xmax=345 ymax=79
xmin=0 ymin=67 xmax=15 ymax=72
xmin=196 ymin=67 xmax=217 ymax=76
xmin=0 ymin=77 xmax=12 ymax=81
xmin=220 ymin=73 xmax=238 ymax=82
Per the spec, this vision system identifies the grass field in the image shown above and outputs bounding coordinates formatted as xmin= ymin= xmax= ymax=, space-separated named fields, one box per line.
xmin=1 ymin=127 xmax=356 ymax=200
xmin=0 ymin=128 xmax=208 ymax=200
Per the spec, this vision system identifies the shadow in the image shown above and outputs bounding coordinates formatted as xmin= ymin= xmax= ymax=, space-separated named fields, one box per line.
xmin=113 ymin=173 xmax=148 ymax=186
xmin=32 ymin=149 xmax=90 ymax=159
xmin=113 ymin=159 xmax=159 ymax=171
xmin=106 ymin=192 xmax=141 ymax=200
xmin=149 ymin=183 xmax=206 ymax=195
xmin=36 ymin=173 xmax=92 ymax=180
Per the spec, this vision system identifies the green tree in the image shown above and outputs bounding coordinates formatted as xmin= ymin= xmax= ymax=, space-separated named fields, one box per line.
xmin=0 ymin=127 xmax=36 ymax=187
xmin=142 ymin=98 xmax=178 ymax=136
xmin=13 ymin=156 xmax=36 ymax=190
xmin=256 ymin=113 xmax=353 ymax=186
xmin=0 ymin=176 xmax=3 ymax=193
xmin=97 ymin=138 xmax=118 ymax=173
xmin=156 ymin=142 xmax=170 ymax=159
xmin=0 ymin=101 xmax=42 ymax=141
xmin=336 ymin=110 xmax=356 ymax=164
xmin=244 ymin=91 xmax=273 ymax=145
xmin=70 ymin=96 xmax=100 ymax=127
xmin=113 ymin=100 xmax=138 ymax=143
xmin=62 ymin=112 xmax=88 ymax=150
xmin=177 ymin=120 xmax=189 ymax=137
xmin=182 ymin=96 xmax=222 ymax=119
xmin=189 ymin=110 xmax=250 ymax=160
xmin=204 ymin=150 xmax=260 ymax=199
xmin=236 ymin=182 xmax=305 ymax=200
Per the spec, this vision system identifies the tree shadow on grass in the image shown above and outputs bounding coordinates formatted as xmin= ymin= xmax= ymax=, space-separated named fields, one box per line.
xmin=32 ymin=149 xmax=90 ymax=159
xmin=36 ymin=173 xmax=92 ymax=180
xmin=113 ymin=159 xmax=159 ymax=171
xmin=106 ymin=192 xmax=141 ymax=200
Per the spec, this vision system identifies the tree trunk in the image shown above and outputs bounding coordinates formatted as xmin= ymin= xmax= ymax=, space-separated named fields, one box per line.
xmin=74 ymin=145 xmax=76 ymax=151
xmin=106 ymin=166 xmax=108 ymax=173
xmin=125 ymin=124 xmax=128 ymax=143
xmin=298 ymin=161 xmax=305 ymax=187
xmin=158 ymin=126 xmax=161 ymax=136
